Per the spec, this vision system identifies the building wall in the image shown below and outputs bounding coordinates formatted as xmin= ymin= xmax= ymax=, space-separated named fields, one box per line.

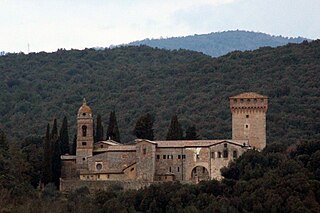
xmin=230 ymin=97 xmax=268 ymax=150
xmin=136 ymin=141 xmax=156 ymax=181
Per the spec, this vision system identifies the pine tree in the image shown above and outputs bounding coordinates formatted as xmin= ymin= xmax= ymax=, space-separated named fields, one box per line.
xmin=106 ymin=111 xmax=121 ymax=143
xmin=185 ymin=125 xmax=200 ymax=140
xmin=95 ymin=114 xmax=104 ymax=142
xmin=134 ymin=113 xmax=154 ymax=140
xmin=41 ymin=123 xmax=52 ymax=185
xmin=59 ymin=116 xmax=69 ymax=155
xmin=166 ymin=115 xmax=184 ymax=140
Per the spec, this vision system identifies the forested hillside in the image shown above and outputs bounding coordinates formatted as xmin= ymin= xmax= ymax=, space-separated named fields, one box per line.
xmin=128 ymin=30 xmax=307 ymax=57
xmin=0 ymin=40 xmax=319 ymax=145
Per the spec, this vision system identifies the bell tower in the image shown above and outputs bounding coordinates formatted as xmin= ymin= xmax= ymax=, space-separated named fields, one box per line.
xmin=76 ymin=98 xmax=94 ymax=168
xmin=230 ymin=92 xmax=268 ymax=150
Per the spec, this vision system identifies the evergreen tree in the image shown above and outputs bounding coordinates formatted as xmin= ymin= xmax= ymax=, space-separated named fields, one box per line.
xmin=185 ymin=125 xmax=200 ymax=140
xmin=166 ymin=115 xmax=184 ymax=140
xmin=71 ymin=134 xmax=77 ymax=155
xmin=41 ymin=123 xmax=52 ymax=185
xmin=95 ymin=114 xmax=104 ymax=142
xmin=106 ymin=111 xmax=121 ymax=143
xmin=134 ymin=113 xmax=154 ymax=140
xmin=59 ymin=116 xmax=69 ymax=155
xmin=50 ymin=119 xmax=61 ymax=188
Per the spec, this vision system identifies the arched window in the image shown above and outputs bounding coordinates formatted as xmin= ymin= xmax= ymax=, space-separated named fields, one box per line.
xmin=82 ymin=125 xmax=87 ymax=137
xmin=223 ymin=150 xmax=228 ymax=158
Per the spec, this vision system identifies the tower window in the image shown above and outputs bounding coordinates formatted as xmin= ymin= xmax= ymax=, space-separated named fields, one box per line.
xmin=82 ymin=113 xmax=86 ymax=116
xmin=245 ymin=125 xmax=249 ymax=128
xmin=82 ymin=125 xmax=87 ymax=137
xmin=223 ymin=150 xmax=228 ymax=158
xmin=169 ymin=167 xmax=172 ymax=172
xmin=177 ymin=167 xmax=180 ymax=172
xmin=163 ymin=155 xmax=166 ymax=159
xmin=178 ymin=155 xmax=181 ymax=159
xmin=246 ymin=115 xmax=249 ymax=118
xmin=224 ymin=143 xmax=228 ymax=148
xmin=218 ymin=152 xmax=222 ymax=158
xmin=156 ymin=155 xmax=160 ymax=159
xmin=82 ymin=142 xmax=87 ymax=146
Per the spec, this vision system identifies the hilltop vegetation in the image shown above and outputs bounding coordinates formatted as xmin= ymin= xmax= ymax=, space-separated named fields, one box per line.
xmin=0 ymin=40 xmax=319 ymax=145
xmin=128 ymin=30 xmax=307 ymax=57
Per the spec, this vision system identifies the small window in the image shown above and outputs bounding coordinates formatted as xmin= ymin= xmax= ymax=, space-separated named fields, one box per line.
xmin=156 ymin=155 xmax=160 ymax=160
xmin=233 ymin=151 xmax=238 ymax=159
xmin=224 ymin=143 xmax=228 ymax=148
xmin=143 ymin=148 xmax=146 ymax=155
xmin=107 ymin=174 xmax=110 ymax=179
xmin=163 ymin=155 xmax=166 ymax=159
xmin=178 ymin=155 xmax=181 ymax=159
xmin=131 ymin=168 xmax=134 ymax=171
xmin=97 ymin=175 xmax=100 ymax=179
xmin=240 ymin=99 xmax=244 ymax=102
xmin=245 ymin=125 xmax=249 ymax=128
xmin=211 ymin=152 xmax=215 ymax=159
xmin=82 ymin=125 xmax=87 ymax=137
xmin=169 ymin=167 xmax=172 ymax=172
xmin=182 ymin=155 xmax=186 ymax=159
xmin=82 ymin=142 xmax=87 ymax=146
xmin=177 ymin=167 xmax=180 ymax=172
xmin=223 ymin=150 xmax=228 ymax=158
xmin=82 ymin=157 xmax=85 ymax=161
xmin=196 ymin=154 xmax=200 ymax=159
xmin=247 ymin=99 xmax=250 ymax=102
xmin=246 ymin=115 xmax=249 ymax=118
xmin=218 ymin=152 xmax=222 ymax=158
xmin=100 ymin=145 xmax=103 ymax=148
xmin=96 ymin=163 xmax=102 ymax=171
xmin=82 ymin=113 xmax=86 ymax=116
xmin=202 ymin=167 xmax=206 ymax=173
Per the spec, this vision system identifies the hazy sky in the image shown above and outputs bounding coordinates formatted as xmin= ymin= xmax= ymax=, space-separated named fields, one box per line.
xmin=1 ymin=0 xmax=319 ymax=53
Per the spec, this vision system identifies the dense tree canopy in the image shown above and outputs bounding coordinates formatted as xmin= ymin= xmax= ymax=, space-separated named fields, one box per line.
xmin=134 ymin=113 xmax=155 ymax=140
xmin=0 ymin=41 xmax=319 ymax=145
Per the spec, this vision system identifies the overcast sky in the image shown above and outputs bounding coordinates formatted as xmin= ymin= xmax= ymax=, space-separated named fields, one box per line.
xmin=1 ymin=0 xmax=319 ymax=53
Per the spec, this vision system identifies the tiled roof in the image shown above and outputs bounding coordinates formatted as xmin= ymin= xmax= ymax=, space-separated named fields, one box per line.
xmin=230 ymin=92 xmax=267 ymax=99
xmin=154 ymin=140 xmax=248 ymax=148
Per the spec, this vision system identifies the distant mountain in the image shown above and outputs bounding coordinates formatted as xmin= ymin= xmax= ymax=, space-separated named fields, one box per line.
xmin=128 ymin=30 xmax=309 ymax=57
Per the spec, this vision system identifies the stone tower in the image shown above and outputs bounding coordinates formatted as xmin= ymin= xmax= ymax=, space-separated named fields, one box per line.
xmin=230 ymin=92 xmax=268 ymax=150
xmin=76 ymin=99 xmax=94 ymax=169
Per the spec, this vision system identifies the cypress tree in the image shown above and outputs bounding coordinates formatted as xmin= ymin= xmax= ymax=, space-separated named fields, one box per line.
xmin=71 ymin=134 xmax=77 ymax=155
xmin=106 ymin=111 xmax=121 ymax=143
xmin=95 ymin=114 xmax=104 ymax=142
xmin=42 ymin=123 xmax=52 ymax=185
xmin=52 ymin=137 xmax=61 ymax=188
xmin=166 ymin=115 xmax=184 ymax=140
xmin=59 ymin=116 xmax=69 ymax=155
xmin=134 ymin=113 xmax=154 ymax=140
xmin=185 ymin=125 xmax=200 ymax=140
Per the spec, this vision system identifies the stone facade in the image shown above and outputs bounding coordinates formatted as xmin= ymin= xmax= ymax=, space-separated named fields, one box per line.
xmin=60 ymin=92 xmax=268 ymax=192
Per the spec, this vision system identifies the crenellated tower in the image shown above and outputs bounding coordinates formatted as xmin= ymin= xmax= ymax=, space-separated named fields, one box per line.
xmin=230 ymin=92 xmax=268 ymax=150
xmin=76 ymin=98 xmax=94 ymax=169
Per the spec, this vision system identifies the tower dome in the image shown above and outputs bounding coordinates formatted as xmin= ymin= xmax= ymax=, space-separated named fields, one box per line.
xmin=78 ymin=98 xmax=92 ymax=116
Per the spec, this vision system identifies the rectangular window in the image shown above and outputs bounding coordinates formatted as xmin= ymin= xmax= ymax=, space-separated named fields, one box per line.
xmin=156 ymin=155 xmax=160 ymax=160
xmin=82 ymin=142 xmax=87 ymax=146
xmin=223 ymin=150 xmax=228 ymax=158
xmin=163 ymin=155 xmax=166 ymax=159
xmin=178 ymin=155 xmax=181 ymax=159
xmin=143 ymin=148 xmax=146 ymax=155
xmin=169 ymin=167 xmax=172 ymax=172
xmin=182 ymin=155 xmax=186 ymax=159
xmin=246 ymin=115 xmax=249 ymax=118
xmin=218 ymin=152 xmax=222 ymax=158
xmin=211 ymin=152 xmax=215 ymax=159
xmin=177 ymin=167 xmax=180 ymax=172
